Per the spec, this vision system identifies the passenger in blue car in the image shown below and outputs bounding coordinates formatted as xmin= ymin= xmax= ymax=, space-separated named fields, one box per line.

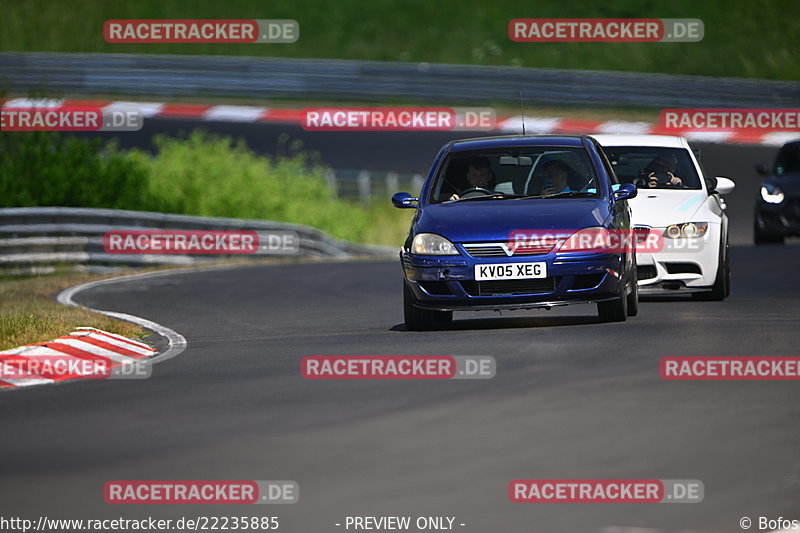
xmin=448 ymin=156 xmax=496 ymax=200
xmin=541 ymin=160 xmax=574 ymax=195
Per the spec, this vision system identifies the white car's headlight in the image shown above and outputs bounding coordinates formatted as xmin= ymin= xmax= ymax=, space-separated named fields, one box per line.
xmin=663 ymin=222 xmax=709 ymax=239
xmin=412 ymin=233 xmax=459 ymax=255
xmin=761 ymin=185 xmax=785 ymax=204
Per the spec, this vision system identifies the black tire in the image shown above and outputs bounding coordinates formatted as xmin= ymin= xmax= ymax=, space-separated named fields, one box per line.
xmin=597 ymin=274 xmax=628 ymax=323
xmin=754 ymin=225 xmax=784 ymax=245
xmin=403 ymin=282 xmax=452 ymax=331
xmin=626 ymin=261 xmax=639 ymax=317
xmin=693 ymin=238 xmax=730 ymax=301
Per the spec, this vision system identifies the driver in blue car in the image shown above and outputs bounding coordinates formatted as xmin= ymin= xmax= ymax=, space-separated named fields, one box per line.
xmin=449 ymin=157 xmax=495 ymax=200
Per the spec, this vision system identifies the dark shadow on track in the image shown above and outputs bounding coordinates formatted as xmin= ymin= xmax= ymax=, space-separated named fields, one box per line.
xmin=390 ymin=314 xmax=600 ymax=332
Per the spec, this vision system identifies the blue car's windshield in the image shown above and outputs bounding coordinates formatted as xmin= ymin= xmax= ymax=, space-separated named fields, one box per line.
xmin=429 ymin=147 xmax=600 ymax=204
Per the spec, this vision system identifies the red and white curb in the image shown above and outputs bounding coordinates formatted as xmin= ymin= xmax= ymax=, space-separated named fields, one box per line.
xmin=0 ymin=269 xmax=191 ymax=390
xmin=2 ymin=98 xmax=797 ymax=147
xmin=0 ymin=327 xmax=155 ymax=388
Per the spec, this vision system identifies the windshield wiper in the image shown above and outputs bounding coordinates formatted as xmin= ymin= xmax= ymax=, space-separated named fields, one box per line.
xmin=448 ymin=193 xmax=506 ymax=202
xmin=512 ymin=191 xmax=597 ymax=200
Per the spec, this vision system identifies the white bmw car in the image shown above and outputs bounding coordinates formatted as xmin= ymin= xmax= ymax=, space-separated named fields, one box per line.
xmin=594 ymin=135 xmax=735 ymax=300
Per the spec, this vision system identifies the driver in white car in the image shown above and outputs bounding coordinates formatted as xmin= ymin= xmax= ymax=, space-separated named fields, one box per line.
xmin=449 ymin=157 xmax=495 ymax=200
xmin=643 ymin=154 xmax=683 ymax=188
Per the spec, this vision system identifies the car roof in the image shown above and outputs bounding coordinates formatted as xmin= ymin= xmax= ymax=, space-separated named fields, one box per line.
xmin=449 ymin=134 xmax=588 ymax=152
xmin=591 ymin=134 xmax=689 ymax=148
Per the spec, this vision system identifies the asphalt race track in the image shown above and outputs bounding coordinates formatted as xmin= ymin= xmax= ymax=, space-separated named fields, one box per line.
xmin=2 ymin=122 xmax=799 ymax=532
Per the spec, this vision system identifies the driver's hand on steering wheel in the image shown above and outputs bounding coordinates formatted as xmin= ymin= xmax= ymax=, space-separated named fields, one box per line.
xmin=449 ymin=193 xmax=460 ymax=200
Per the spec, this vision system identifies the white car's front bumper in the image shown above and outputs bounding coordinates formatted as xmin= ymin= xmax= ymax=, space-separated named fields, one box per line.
xmin=636 ymin=223 xmax=721 ymax=293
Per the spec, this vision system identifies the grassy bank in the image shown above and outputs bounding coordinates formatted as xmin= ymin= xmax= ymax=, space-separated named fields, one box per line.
xmin=0 ymin=271 xmax=148 ymax=351
xmin=1 ymin=0 xmax=798 ymax=80
xmin=0 ymin=131 xmax=414 ymax=246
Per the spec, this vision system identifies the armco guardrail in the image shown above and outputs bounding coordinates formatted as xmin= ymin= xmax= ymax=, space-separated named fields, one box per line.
xmin=1 ymin=52 xmax=799 ymax=108
xmin=0 ymin=207 xmax=394 ymax=271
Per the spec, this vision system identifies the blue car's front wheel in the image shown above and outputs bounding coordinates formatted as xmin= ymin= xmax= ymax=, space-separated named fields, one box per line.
xmin=597 ymin=273 xmax=629 ymax=323
xmin=403 ymin=282 xmax=453 ymax=331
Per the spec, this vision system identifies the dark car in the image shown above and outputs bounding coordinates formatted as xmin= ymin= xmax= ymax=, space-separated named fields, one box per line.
xmin=754 ymin=139 xmax=800 ymax=244
xmin=392 ymin=135 xmax=639 ymax=331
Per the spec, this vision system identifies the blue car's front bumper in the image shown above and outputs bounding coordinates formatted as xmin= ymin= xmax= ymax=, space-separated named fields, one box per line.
xmin=401 ymin=250 xmax=624 ymax=312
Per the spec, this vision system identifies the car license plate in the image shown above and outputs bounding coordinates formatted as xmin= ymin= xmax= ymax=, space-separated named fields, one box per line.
xmin=474 ymin=262 xmax=547 ymax=281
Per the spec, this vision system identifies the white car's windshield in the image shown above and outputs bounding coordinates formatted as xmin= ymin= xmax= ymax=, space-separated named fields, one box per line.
xmin=429 ymin=147 xmax=600 ymax=203
xmin=603 ymin=146 xmax=702 ymax=190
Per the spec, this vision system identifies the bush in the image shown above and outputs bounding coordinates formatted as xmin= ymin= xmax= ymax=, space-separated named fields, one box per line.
xmin=0 ymin=132 xmax=152 ymax=210
xmin=0 ymin=131 xmax=412 ymax=245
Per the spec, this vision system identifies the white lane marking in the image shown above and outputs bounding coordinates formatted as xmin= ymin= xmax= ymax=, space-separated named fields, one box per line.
xmin=56 ymin=268 xmax=223 ymax=366
xmin=204 ymin=105 xmax=268 ymax=122
xmin=69 ymin=330 xmax=155 ymax=356
xmin=761 ymin=132 xmax=800 ymax=147
xmin=1 ymin=345 xmax=33 ymax=355
xmin=3 ymin=98 xmax=64 ymax=108
xmin=73 ymin=326 xmax=153 ymax=351
xmin=597 ymin=120 xmax=653 ymax=135
xmin=103 ymin=101 xmax=165 ymax=117
xmin=42 ymin=338 xmax=139 ymax=364
xmin=497 ymin=116 xmax=560 ymax=133
xmin=683 ymin=131 xmax=734 ymax=143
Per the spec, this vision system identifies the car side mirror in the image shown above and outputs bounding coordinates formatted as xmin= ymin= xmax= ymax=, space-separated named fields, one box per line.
xmin=705 ymin=176 xmax=718 ymax=193
xmin=714 ymin=176 xmax=735 ymax=195
xmin=613 ymin=183 xmax=637 ymax=201
xmin=755 ymin=163 xmax=769 ymax=176
xmin=392 ymin=192 xmax=419 ymax=208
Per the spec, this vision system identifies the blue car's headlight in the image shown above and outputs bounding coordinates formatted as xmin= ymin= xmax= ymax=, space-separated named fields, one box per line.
xmin=761 ymin=185 xmax=785 ymax=204
xmin=412 ymin=233 xmax=459 ymax=255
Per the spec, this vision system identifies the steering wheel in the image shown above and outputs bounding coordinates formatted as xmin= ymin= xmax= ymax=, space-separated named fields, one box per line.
xmin=458 ymin=187 xmax=496 ymax=199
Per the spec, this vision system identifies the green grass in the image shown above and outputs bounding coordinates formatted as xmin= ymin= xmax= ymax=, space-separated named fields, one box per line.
xmin=1 ymin=0 xmax=798 ymax=80
xmin=0 ymin=270 xmax=148 ymax=350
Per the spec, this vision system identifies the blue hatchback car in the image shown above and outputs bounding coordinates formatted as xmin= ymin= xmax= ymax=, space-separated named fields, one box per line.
xmin=393 ymin=135 xmax=639 ymax=330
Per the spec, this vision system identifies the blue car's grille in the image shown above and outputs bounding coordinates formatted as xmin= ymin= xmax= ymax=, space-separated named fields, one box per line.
xmin=462 ymin=242 xmax=554 ymax=257
xmin=461 ymin=278 xmax=556 ymax=296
